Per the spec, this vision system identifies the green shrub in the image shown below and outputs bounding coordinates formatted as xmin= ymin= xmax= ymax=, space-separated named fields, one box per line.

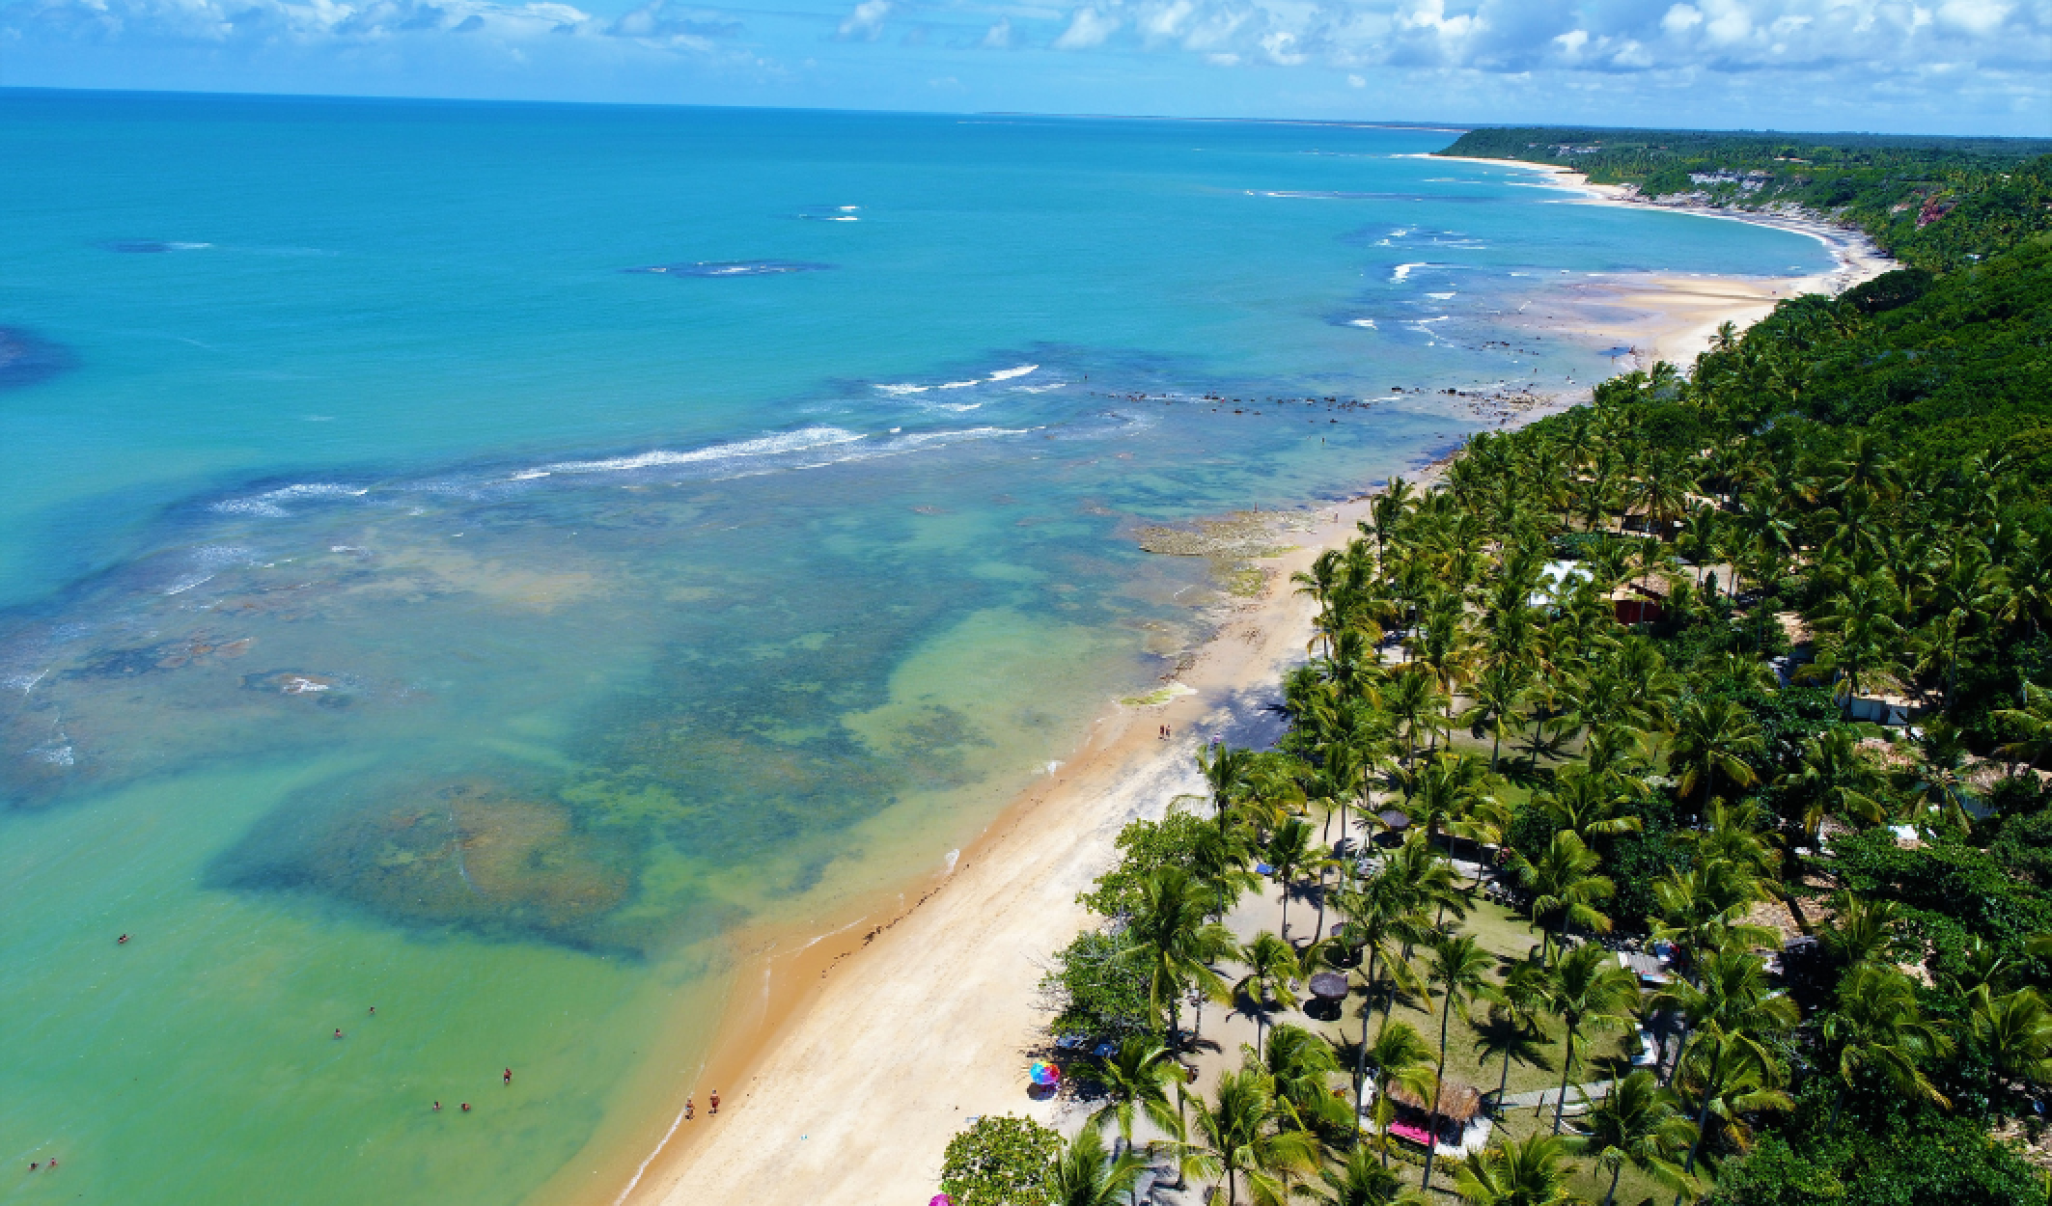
xmin=938 ymin=1114 xmax=1061 ymax=1206
xmin=1077 ymin=810 xmax=1210 ymax=919
xmin=1042 ymin=928 xmax=1155 ymax=1043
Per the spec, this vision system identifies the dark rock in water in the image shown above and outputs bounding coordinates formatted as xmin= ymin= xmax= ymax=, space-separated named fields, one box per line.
xmin=210 ymin=771 xmax=644 ymax=952
xmin=624 ymin=260 xmax=833 ymax=278
xmin=0 ymin=327 xmax=75 ymax=392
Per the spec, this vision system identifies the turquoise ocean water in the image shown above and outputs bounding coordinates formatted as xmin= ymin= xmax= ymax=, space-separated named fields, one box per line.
xmin=0 ymin=91 xmax=1832 ymax=1205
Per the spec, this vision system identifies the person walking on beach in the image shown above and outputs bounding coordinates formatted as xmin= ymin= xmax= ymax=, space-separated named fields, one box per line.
xmin=709 ymin=1090 xmax=721 ymax=1116
xmin=684 ymin=1097 xmax=695 ymax=1120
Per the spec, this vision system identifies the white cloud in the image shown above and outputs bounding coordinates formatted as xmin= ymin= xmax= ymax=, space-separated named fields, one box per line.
xmin=1052 ymin=6 xmax=1117 ymax=49
xmin=6 ymin=0 xmax=2047 ymax=134
xmin=836 ymin=0 xmax=889 ymax=41
xmin=1937 ymin=0 xmax=2012 ymax=35
xmin=1661 ymin=4 xmax=1704 ymax=34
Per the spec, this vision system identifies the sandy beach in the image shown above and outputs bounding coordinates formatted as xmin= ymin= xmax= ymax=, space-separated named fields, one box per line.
xmin=1435 ymin=153 xmax=1896 ymax=369
xmin=606 ymin=172 xmax=1896 ymax=1206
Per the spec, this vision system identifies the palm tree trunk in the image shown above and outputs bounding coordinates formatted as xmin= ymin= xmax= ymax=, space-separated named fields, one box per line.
xmin=1551 ymin=1027 xmax=1577 ymax=1134
xmin=1421 ymin=990 xmax=1456 ymax=1194
xmin=1604 ymin=1162 xmax=1624 ymax=1206
xmin=1661 ymin=1021 xmax=1691 ymax=1089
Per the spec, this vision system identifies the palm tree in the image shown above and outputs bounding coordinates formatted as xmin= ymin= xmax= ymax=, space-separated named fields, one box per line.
xmin=1246 ymin=1023 xmax=1350 ymax=1138
xmin=1797 ymin=575 xmax=1909 ymax=716
xmin=1672 ymin=1028 xmax=1791 ymax=1191
xmin=1820 ymin=964 xmax=1953 ymax=1132
xmin=1572 ymin=1070 xmax=1698 ymax=1206
xmin=1235 ymin=932 xmax=1303 ymax=1050
xmin=1199 ymin=744 xmax=1256 ymax=833
xmin=1475 ymin=956 xmax=1553 ymax=1112
xmin=1045 ymin=1125 xmax=1146 ymax=1206
xmin=1995 ymin=682 xmax=2052 ymax=772
xmin=1356 ymin=1020 xmax=1437 ymax=1166
xmin=1464 ymin=661 xmax=1531 ymax=775
xmin=1121 ymin=868 xmax=1235 ymax=1044
xmin=1666 ymin=698 xmax=1764 ymax=813
xmin=1817 ymin=894 xmax=1912 ymax=971
xmin=1315 ymin=1145 xmax=1427 ymax=1206
xmin=1193 ymin=821 xmax=1262 ymax=923
xmin=1970 ymin=985 xmax=2052 ymax=1098
xmin=1420 ymin=933 xmax=1495 ymax=1194
xmin=1089 ymin=1036 xmax=1183 ymax=1157
xmin=1263 ymin=818 xmax=1318 ymax=939
xmin=1450 ymin=1132 xmax=1582 ymax=1206
xmin=1509 ymin=830 xmax=1615 ymax=962
xmin=1335 ymin=877 xmax=1429 ymax=1109
xmin=1542 ymin=943 xmax=1641 ymax=1135
xmin=1183 ymin=1068 xmax=1321 ymax=1206
xmin=1535 ymin=770 xmax=1644 ymax=844
xmin=1650 ymin=943 xmax=1797 ymax=1092
xmin=1384 ymin=667 xmax=1445 ymax=772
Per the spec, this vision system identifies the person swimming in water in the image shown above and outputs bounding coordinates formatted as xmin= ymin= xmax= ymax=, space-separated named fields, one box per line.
xmin=433 ymin=1102 xmax=441 ymax=1112
xmin=461 ymin=1103 xmax=470 ymax=1112
xmin=117 ymin=934 xmax=128 ymax=944
xmin=334 ymin=1028 xmax=343 ymax=1039
xmin=503 ymin=1068 xmax=512 ymax=1085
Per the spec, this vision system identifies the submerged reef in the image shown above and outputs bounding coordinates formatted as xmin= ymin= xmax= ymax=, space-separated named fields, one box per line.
xmin=0 ymin=327 xmax=75 ymax=392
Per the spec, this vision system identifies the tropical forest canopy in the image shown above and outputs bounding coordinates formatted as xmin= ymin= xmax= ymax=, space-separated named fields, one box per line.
xmin=1440 ymin=126 xmax=2052 ymax=273
xmin=939 ymin=137 xmax=2052 ymax=1205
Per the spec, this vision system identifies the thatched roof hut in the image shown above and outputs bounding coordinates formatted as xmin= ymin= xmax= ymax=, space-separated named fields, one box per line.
xmin=1385 ymin=1079 xmax=1485 ymax=1126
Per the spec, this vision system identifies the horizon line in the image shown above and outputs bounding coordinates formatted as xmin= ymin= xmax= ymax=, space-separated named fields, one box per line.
xmin=4 ymin=84 xmax=2044 ymax=144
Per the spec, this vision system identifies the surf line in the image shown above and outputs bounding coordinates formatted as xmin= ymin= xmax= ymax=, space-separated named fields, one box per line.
xmin=612 ymin=1064 xmax=706 ymax=1206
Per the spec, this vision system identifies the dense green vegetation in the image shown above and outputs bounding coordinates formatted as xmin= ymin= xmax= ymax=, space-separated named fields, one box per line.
xmin=947 ymin=153 xmax=2052 ymax=1204
xmin=1439 ymin=127 xmax=2052 ymax=272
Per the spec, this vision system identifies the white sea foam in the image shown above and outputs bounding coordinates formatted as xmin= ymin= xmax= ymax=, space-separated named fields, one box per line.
xmin=874 ymin=383 xmax=930 ymax=395
xmin=1427 ymin=292 xmax=1456 ymax=300
xmin=937 ymin=380 xmax=981 ymax=390
xmin=529 ymin=426 xmax=865 ymax=478
xmin=986 ymin=364 xmax=1038 ymax=381
xmin=1349 ymin=318 xmax=1378 ymax=329
xmin=839 ymin=206 xmax=859 ymax=212
xmin=212 ymin=482 xmax=369 ymax=517
xmin=932 ymin=402 xmax=984 ymax=412
xmin=1391 ymin=262 xmax=1429 ymax=282
xmin=163 ymin=574 xmax=215 ymax=596
xmin=884 ymin=426 xmax=1026 ymax=449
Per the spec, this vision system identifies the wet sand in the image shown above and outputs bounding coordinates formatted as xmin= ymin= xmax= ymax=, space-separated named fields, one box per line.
xmin=598 ymin=182 xmax=1894 ymax=1206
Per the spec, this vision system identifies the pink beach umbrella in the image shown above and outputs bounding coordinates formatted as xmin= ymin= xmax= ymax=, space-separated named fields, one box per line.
xmin=930 ymin=1196 xmax=955 ymax=1206
xmin=1029 ymin=1061 xmax=1061 ymax=1087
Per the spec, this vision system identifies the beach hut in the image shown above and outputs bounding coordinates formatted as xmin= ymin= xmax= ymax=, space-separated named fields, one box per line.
xmin=1381 ymin=1079 xmax=1491 ymax=1157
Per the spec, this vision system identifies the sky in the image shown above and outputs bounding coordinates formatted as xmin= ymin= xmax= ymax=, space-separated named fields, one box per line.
xmin=1 ymin=0 xmax=2048 ymax=135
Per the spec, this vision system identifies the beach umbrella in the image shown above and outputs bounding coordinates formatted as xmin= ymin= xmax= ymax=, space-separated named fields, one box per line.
xmin=930 ymin=1196 xmax=955 ymax=1206
xmin=1029 ymin=1061 xmax=1061 ymax=1087
xmin=1377 ymin=809 xmax=1411 ymax=831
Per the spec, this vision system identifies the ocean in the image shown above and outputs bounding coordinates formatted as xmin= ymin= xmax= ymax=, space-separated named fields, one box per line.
xmin=0 ymin=91 xmax=1832 ymax=1205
